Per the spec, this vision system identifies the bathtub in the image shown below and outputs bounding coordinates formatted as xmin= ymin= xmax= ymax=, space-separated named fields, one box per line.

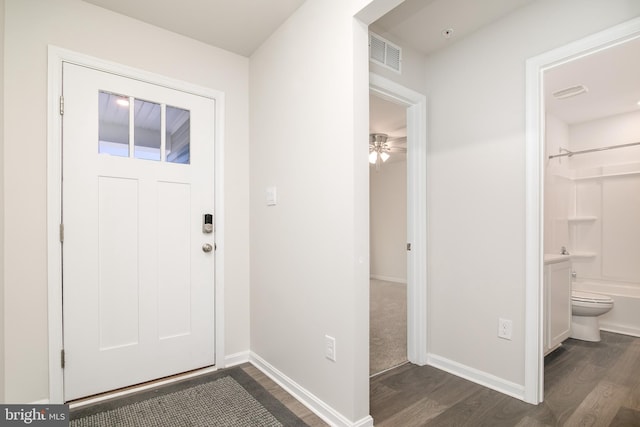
xmin=572 ymin=279 xmax=640 ymax=337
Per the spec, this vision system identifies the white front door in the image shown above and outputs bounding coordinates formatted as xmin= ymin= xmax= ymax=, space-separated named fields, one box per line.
xmin=62 ymin=63 xmax=216 ymax=401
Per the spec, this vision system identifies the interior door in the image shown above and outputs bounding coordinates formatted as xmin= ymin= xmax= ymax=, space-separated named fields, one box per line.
xmin=62 ymin=63 xmax=216 ymax=401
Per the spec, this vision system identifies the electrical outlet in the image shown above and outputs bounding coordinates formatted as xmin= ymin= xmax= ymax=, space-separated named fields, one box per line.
xmin=325 ymin=335 xmax=336 ymax=362
xmin=498 ymin=318 xmax=513 ymax=340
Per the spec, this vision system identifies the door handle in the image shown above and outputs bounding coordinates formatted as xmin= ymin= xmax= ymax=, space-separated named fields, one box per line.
xmin=202 ymin=243 xmax=213 ymax=253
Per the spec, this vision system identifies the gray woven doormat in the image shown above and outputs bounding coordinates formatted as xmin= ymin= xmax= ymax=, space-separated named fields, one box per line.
xmin=70 ymin=367 xmax=308 ymax=426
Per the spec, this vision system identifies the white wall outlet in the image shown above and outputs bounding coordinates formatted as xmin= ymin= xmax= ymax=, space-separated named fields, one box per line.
xmin=325 ymin=335 xmax=336 ymax=362
xmin=498 ymin=318 xmax=513 ymax=340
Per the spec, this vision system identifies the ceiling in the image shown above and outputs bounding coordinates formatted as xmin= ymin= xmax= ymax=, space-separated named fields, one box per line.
xmin=83 ymin=0 xmax=536 ymax=59
xmin=81 ymin=0 xmax=306 ymax=57
xmin=544 ymin=36 xmax=640 ymax=124
xmin=371 ymin=0 xmax=535 ymax=56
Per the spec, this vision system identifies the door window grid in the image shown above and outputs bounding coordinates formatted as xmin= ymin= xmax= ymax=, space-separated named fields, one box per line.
xmin=99 ymin=91 xmax=190 ymax=164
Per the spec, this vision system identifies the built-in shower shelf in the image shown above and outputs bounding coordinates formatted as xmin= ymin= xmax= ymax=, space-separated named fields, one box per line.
xmin=572 ymin=170 xmax=640 ymax=180
xmin=570 ymin=251 xmax=597 ymax=259
xmin=568 ymin=216 xmax=597 ymax=223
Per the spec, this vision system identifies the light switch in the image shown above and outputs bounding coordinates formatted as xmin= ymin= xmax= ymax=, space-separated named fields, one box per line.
xmin=266 ymin=186 xmax=277 ymax=206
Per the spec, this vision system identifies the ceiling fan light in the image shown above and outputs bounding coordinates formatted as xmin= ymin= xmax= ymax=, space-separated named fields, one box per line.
xmin=380 ymin=152 xmax=390 ymax=162
xmin=369 ymin=151 xmax=378 ymax=164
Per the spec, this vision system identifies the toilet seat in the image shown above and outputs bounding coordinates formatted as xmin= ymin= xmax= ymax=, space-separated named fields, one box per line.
xmin=571 ymin=290 xmax=614 ymax=304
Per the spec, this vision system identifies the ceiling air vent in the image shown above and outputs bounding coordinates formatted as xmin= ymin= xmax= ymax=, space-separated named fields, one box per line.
xmin=553 ymin=85 xmax=588 ymax=100
xmin=369 ymin=32 xmax=401 ymax=73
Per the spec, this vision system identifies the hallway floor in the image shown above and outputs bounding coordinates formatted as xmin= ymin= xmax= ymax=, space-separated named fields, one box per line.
xmin=370 ymin=331 xmax=640 ymax=426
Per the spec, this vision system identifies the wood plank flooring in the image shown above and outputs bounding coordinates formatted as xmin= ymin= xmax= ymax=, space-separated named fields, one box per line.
xmin=242 ymin=331 xmax=640 ymax=426
xmin=370 ymin=331 xmax=640 ymax=426
xmin=240 ymin=364 xmax=329 ymax=426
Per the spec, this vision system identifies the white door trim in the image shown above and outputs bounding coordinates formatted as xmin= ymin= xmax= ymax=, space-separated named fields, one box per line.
xmin=47 ymin=46 xmax=226 ymax=403
xmin=369 ymin=73 xmax=428 ymax=364
xmin=524 ymin=17 xmax=640 ymax=404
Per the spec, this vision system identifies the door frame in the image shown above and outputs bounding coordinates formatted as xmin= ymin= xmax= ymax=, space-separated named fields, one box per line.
xmin=46 ymin=46 xmax=226 ymax=403
xmin=524 ymin=17 xmax=640 ymax=404
xmin=370 ymin=73 xmax=428 ymax=364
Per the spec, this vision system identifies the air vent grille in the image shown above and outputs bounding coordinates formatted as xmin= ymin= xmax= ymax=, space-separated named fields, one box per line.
xmin=369 ymin=32 xmax=401 ymax=73
xmin=553 ymin=85 xmax=588 ymax=99
xmin=370 ymin=35 xmax=386 ymax=63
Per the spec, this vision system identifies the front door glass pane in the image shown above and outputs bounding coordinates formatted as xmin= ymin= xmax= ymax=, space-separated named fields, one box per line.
xmin=134 ymin=99 xmax=161 ymax=161
xmin=166 ymin=106 xmax=190 ymax=164
xmin=98 ymin=91 xmax=130 ymax=157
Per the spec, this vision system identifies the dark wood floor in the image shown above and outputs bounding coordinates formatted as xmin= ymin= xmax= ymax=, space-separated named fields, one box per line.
xmin=241 ymin=364 xmax=329 ymax=426
xmin=370 ymin=331 xmax=640 ymax=426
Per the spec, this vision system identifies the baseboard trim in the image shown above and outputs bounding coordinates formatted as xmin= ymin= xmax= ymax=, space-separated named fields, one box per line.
xmin=250 ymin=352 xmax=373 ymax=427
xmin=600 ymin=324 xmax=640 ymax=338
xmin=369 ymin=275 xmax=406 ymax=284
xmin=31 ymin=399 xmax=50 ymax=405
xmin=224 ymin=351 xmax=251 ymax=367
xmin=427 ymin=353 xmax=525 ymax=401
xmin=352 ymin=415 xmax=375 ymax=427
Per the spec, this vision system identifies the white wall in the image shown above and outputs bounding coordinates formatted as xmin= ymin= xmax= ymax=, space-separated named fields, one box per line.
xmin=423 ymin=0 xmax=640 ymax=389
xmin=0 ymin=0 xmax=5 ymax=404
xmin=370 ymin=160 xmax=407 ymax=282
xmin=249 ymin=0 xmax=372 ymax=422
xmin=3 ymin=0 xmax=250 ymax=403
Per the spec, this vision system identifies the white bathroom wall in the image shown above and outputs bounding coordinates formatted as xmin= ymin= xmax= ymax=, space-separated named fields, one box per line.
xmin=568 ymin=111 xmax=640 ymax=285
xmin=370 ymin=160 xmax=407 ymax=282
xmin=544 ymin=114 xmax=573 ymax=255
xmin=569 ymin=110 xmax=640 ymax=170
xmin=601 ymin=175 xmax=640 ymax=281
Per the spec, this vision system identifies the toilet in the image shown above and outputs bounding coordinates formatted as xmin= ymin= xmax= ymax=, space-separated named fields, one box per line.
xmin=571 ymin=290 xmax=614 ymax=342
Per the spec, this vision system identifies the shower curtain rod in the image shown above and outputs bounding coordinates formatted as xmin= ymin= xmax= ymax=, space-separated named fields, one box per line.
xmin=548 ymin=141 xmax=640 ymax=160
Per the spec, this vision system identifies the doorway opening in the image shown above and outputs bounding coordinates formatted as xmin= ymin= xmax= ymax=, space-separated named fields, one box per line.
xmin=369 ymin=93 xmax=408 ymax=376
xmin=525 ymin=17 xmax=640 ymax=404
xmin=369 ymin=73 xmax=428 ymax=370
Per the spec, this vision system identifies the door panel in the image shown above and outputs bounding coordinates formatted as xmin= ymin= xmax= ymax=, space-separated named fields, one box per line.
xmin=62 ymin=63 xmax=215 ymax=401
xmin=157 ymin=182 xmax=192 ymax=339
xmin=98 ymin=176 xmax=140 ymax=351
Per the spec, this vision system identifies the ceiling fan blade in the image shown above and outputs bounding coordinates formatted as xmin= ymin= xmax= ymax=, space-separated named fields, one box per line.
xmin=388 ymin=146 xmax=407 ymax=153
xmin=386 ymin=136 xmax=407 ymax=143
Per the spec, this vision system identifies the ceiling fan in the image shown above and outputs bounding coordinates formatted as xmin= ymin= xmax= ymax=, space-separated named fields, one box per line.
xmin=369 ymin=133 xmax=406 ymax=170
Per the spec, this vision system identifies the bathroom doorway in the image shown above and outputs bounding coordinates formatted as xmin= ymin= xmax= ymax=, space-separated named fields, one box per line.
xmin=527 ymin=18 xmax=640 ymax=403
